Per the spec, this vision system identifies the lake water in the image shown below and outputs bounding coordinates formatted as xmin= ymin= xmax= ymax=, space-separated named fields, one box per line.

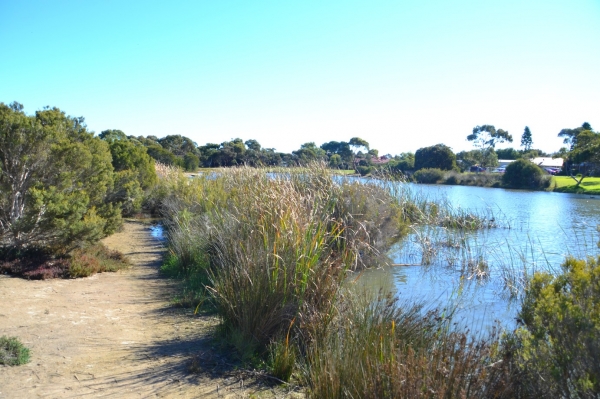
xmin=355 ymin=183 xmax=600 ymax=334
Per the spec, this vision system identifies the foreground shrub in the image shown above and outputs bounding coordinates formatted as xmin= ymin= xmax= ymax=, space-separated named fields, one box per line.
xmin=414 ymin=168 xmax=445 ymax=183
xmin=0 ymin=102 xmax=122 ymax=254
xmin=508 ymin=256 xmax=600 ymax=397
xmin=0 ymin=244 xmax=129 ymax=279
xmin=502 ymin=159 xmax=551 ymax=190
xmin=0 ymin=336 xmax=30 ymax=366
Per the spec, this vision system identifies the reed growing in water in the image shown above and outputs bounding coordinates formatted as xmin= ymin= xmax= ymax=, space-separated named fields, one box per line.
xmin=161 ymin=163 xmax=596 ymax=397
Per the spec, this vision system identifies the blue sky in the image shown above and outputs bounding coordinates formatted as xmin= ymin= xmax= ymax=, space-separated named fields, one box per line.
xmin=1 ymin=0 xmax=599 ymax=155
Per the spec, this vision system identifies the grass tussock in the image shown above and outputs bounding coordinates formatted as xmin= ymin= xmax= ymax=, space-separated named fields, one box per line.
xmin=159 ymin=164 xmax=409 ymax=356
xmin=304 ymin=293 xmax=510 ymax=398
xmin=0 ymin=336 xmax=30 ymax=366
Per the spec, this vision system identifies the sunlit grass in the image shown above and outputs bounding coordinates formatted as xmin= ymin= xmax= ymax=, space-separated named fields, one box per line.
xmin=553 ymin=176 xmax=600 ymax=193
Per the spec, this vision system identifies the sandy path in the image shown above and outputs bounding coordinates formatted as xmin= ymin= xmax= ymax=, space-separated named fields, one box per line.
xmin=0 ymin=220 xmax=295 ymax=398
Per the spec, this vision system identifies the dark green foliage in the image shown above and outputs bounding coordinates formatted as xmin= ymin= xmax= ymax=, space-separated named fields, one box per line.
xmin=442 ymin=171 xmax=502 ymax=187
xmin=559 ymin=122 xmax=594 ymax=150
xmin=146 ymin=143 xmax=180 ymax=165
xmin=348 ymin=137 xmax=369 ymax=152
xmin=293 ymin=142 xmax=326 ymax=164
xmin=520 ymin=126 xmax=533 ymax=151
xmin=356 ymin=165 xmax=374 ymax=176
xmin=0 ymin=103 xmax=120 ymax=253
xmin=496 ymin=147 xmax=521 ymax=160
xmin=383 ymin=152 xmax=414 ymax=176
xmin=467 ymin=125 xmax=512 ymax=168
xmin=0 ymin=336 xmax=30 ymax=366
xmin=183 ymin=152 xmax=200 ymax=171
xmin=158 ymin=134 xmax=199 ymax=157
xmin=414 ymin=144 xmax=457 ymax=171
xmin=502 ymin=159 xmax=550 ymax=189
xmin=507 ymin=257 xmax=600 ymax=397
xmin=100 ymin=130 xmax=158 ymax=215
xmin=414 ymin=168 xmax=445 ymax=183
xmin=565 ymin=130 xmax=600 ymax=182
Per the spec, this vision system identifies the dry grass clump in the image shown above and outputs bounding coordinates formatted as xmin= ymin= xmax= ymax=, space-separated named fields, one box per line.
xmin=304 ymin=293 xmax=510 ymax=398
xmin=160 ymin=165 xmax=407 ymax=356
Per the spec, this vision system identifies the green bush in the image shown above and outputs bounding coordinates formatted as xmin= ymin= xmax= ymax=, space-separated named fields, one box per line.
xmin=502 ymin=159 xmax=551 ymax=190
xmin=67 ymin=244 xmax=130 ymax=278
xmin=414 ymin=168 xmax=445 ymax=183
xmin=356 ymin=165 xmax=374 ymax=176
xmin=0 ymin=336 xmax=30 ymax=366
xmin=510 ymin=256 xmax=600 ymax=397
xmin=444 ymin=173 xmax=460 ymax=185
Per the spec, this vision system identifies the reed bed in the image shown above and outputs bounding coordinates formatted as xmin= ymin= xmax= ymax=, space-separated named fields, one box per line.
xmin=155 ymin=164 xmax=600 ymax=397
xmin=304 ymin=293 xmax=510 ymax=398
xmin=158 ymin=164 xmax=409 ymax=358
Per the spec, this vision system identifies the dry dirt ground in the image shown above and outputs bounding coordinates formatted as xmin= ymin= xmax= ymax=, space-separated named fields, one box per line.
xmin=0 ymin=220 xmax=302 ymax=399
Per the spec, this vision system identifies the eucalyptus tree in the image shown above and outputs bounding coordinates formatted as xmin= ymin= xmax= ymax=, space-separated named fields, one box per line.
xmin=558 ymin=122 xmax=593 ymax=150
xmin=467 ymin=125 xmax=512 ymax=167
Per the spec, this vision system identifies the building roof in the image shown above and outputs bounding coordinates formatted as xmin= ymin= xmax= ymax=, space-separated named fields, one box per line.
xmin=531 ymin=157 xmax=563 ymax=168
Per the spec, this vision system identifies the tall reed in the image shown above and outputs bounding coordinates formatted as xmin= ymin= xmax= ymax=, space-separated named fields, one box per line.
xmin=304 ymin=292 xmax=510 ymax=398
xmin=159 ymin=164 xmax=409 ymax=357
xmin=158 ymin=164 xmax=520 ymax=393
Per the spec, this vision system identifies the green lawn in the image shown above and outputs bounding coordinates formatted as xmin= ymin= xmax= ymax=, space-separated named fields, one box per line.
xmin=553 ymin=176 xmax=600 ymax=194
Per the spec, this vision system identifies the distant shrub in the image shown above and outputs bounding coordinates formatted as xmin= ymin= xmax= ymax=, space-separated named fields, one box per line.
xmin=502 ymin=159 xmax=551 ymax=189
xmin=443 ymin=171 xmax=460 ymax=185
xmin=0 ymin=336 xmax=30 ymax=366
xmin=460 ymin=172 xmax=502 ymax=187
xmin=356 ymin=165 xmax=374 ymax=176
xmin=414 ymin=168 xmax=444 ymax=183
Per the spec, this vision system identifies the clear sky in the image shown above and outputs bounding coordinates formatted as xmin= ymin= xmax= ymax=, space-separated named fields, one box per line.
xmin=1 ymin=0 xmax=599 ymax=155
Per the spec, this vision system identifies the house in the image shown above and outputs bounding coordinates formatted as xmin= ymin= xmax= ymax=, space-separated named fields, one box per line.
xmin=370 ymin=156 xmax=391 ymax=165
xmin=498 ymin=159 xmax=516 ymax=168
xmin=531 ymin=157 xmax=563 ymax=169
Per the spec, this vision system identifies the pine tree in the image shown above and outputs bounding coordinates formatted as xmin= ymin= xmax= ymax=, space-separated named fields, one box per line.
xmin=521 ymin=126 xmax=533 ymax=151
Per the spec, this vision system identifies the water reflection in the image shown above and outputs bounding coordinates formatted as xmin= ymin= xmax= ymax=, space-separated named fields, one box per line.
xmin=357 ymin=183 xmax=600 ymax=334
xmin=150 ymin=224 xmax=165 ymax=241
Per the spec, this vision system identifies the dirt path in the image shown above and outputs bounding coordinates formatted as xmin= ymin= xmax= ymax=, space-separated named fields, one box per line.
xmin=0 ymin=220 xmax=299 ymax=398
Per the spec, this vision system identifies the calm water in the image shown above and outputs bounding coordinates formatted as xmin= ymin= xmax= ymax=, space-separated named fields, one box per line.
xmin=355 ymin=183 xmax=600 ymax=333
